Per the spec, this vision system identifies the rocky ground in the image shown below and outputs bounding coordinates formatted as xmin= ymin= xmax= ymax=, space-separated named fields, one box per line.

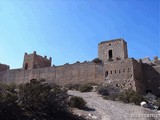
xmin=68 ymin=90 xmax=160 ymax=120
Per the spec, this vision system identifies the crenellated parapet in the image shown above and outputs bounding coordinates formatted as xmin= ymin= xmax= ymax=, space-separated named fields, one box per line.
xmin=23 ymin=51 xmax=52 ymax=70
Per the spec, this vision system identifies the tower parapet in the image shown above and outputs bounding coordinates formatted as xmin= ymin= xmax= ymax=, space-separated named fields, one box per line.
xmin=0 ymin=63 xmax=10 ymax=71
xmin=23 ymin=51 xmax=52 ymax=70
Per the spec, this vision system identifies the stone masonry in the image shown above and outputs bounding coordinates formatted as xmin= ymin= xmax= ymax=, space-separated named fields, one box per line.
xmin=0 ymin=38 xmax=159 ymax=95
xmin=98 ymin=38 xmax=128 ymax=63
xmin=23 ymin=51 xmax=52 ymax=70
xmin=0 ymin=64 xmax=9 ymax=72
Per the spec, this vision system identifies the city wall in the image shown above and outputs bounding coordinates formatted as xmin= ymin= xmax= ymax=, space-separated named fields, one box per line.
xmin=0 ymin=62 xmax=104 ymax=85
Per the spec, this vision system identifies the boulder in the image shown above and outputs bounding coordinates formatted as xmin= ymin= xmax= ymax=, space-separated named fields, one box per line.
xmin=140 ymin=101 xmax=148 ymax=108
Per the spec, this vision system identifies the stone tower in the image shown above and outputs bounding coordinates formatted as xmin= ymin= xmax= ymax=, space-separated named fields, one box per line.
xmin=98 ymin=38 xmax=128 ymax=63
xmin=0 ymin=63 xmax=10 ymax=71
xmin=23 ymin=51 xmax=52 ymax=70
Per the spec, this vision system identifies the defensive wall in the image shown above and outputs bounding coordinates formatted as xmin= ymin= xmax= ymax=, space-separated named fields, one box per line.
xmin=103 ymin=58 xmax=145 ymax=94
xmin=0 ymin=62 xmax=103 ymax=85
xmin=0 ymin=38 xmax=159 ymax=95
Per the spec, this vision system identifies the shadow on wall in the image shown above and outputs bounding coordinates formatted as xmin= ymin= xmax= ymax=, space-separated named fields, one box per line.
xmin=142 ymin=64 xmax=160 ymax=96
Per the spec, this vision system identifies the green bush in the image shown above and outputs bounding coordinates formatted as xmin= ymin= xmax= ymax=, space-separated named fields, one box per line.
xmin=117 ymin=89 xmax=144 ymax=105
xmin=78 ymin=84 xmax=93 ymax=92
xmin=117 ymin=93 xmax=128 ymax=102
xmin=155 ymin=99 xmax=160 ymax=110
xmin=86 ymin=82 xmax=99 ymax=86
xmin=92 ymin=58 xmax=102 ymax=64
xmin=69 ymin=96 xmax=86 ymax=109
xmin=65 ymin=84 xmax=80 ymax=91
xmin=0 ymin=80 xmax=86 ymax=120
xmin=99 ymin=86 xmax=144 ymax=105
xmin=97 ymin=85 xmax=120 ymax=96
xmin=97 ymin=86 xmax=109 ymax=96
xmin=103 ymin=93 xmax=119 ymax=101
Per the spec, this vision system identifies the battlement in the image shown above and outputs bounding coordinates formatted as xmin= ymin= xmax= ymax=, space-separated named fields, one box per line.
xmin=0 ymin=38 xmax=159 ymax=95
xmin=24 ymin=51 xmax=52 ymax=61
xmin=23 ymin=51 xmax=52 ymax=70
xmin=99 ymin=38 xmax=126 ymax=45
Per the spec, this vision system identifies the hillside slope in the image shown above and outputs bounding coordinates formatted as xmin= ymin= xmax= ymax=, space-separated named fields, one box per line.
xmin=68 ymin=90 xmax=160 ymax=120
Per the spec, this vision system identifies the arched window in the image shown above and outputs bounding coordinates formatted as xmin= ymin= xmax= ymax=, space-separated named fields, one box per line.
xmin=25 ymin=63 xmax=28 ymax=70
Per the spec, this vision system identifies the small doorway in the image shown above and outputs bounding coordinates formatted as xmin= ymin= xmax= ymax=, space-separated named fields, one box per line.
xmin=105 ymin=71 xmax=108 ymax=79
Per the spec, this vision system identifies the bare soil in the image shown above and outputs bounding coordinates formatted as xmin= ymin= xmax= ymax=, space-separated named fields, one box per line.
xmin=68 ymin=90 xmax=160 ymax=120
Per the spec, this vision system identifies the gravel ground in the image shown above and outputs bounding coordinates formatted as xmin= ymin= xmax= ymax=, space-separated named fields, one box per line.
xmin=68 ymin=90 xmax=160 ymax=120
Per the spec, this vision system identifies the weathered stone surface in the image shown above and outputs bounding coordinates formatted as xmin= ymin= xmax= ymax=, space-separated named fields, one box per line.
xmin=98 ymin=38 xmax=128 ymax=63
xmin=23 ymin=51 xmax=51 ymax=70
xmin=0 ymin=64 xmax=9 ymax=71
xmin=0 ymin=38 xmax=159 ymax=95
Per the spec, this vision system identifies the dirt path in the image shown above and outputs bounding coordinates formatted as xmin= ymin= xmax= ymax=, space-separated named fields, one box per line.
xmin=68 ymin=90 xmax=160 ymax=120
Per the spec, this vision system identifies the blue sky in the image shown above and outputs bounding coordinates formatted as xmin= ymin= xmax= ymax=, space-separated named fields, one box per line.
xmin=0 ymin=0 xmax=159 ymax=69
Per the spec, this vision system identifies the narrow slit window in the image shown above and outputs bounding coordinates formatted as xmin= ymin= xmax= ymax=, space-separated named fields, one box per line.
xmin=108 ymin=50 xmax=113 ymax=59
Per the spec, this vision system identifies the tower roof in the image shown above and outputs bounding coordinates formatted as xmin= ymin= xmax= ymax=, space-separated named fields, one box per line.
xmin=99 ymin=38 xmax=126 ymax=45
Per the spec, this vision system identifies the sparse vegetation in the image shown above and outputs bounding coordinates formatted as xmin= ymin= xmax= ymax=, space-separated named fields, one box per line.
xmin=96 ymin=85 xmax=120 ymax=95
xmin=76 ymin=61 xmax=80 ymax=63
xmin=78 ymin=84 xmax=93 ymax=92
xmin=0 ymin=79 xmax=86 ymax=120
xmin=155 ymin=99 xmax=160 ymax=110
xmin=103 ymin=93 xmax=119 ymax=101
xmin=97 ymin=85 xmax=120 ymax=101
xmin=65 ymin=84 xmax=81 ymax=90
xmin=117 ymin=89 xmax=144 ymax=105
xmin=96 ymin=85 xmax=145 ymax=105
xmin=66 ymin=83 xmax=97 ymax=92
xmin=97 ymin=86 xmax=109 ymax=96
xmin=92 ymin=58 xmax=102 ymax=64
xmin=69 ymin=96 xmax=86 ymax=109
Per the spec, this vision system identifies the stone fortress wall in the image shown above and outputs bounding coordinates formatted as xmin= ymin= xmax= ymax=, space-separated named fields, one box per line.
xmin=0 ymin=38 xmax=159 ymax=95
xmin=0 ymin=62 xmax=103 ymax=85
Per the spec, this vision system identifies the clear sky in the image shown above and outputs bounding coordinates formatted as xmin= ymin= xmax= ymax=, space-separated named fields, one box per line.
xmin=0 ymin=0 xmax=159 ymax=69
